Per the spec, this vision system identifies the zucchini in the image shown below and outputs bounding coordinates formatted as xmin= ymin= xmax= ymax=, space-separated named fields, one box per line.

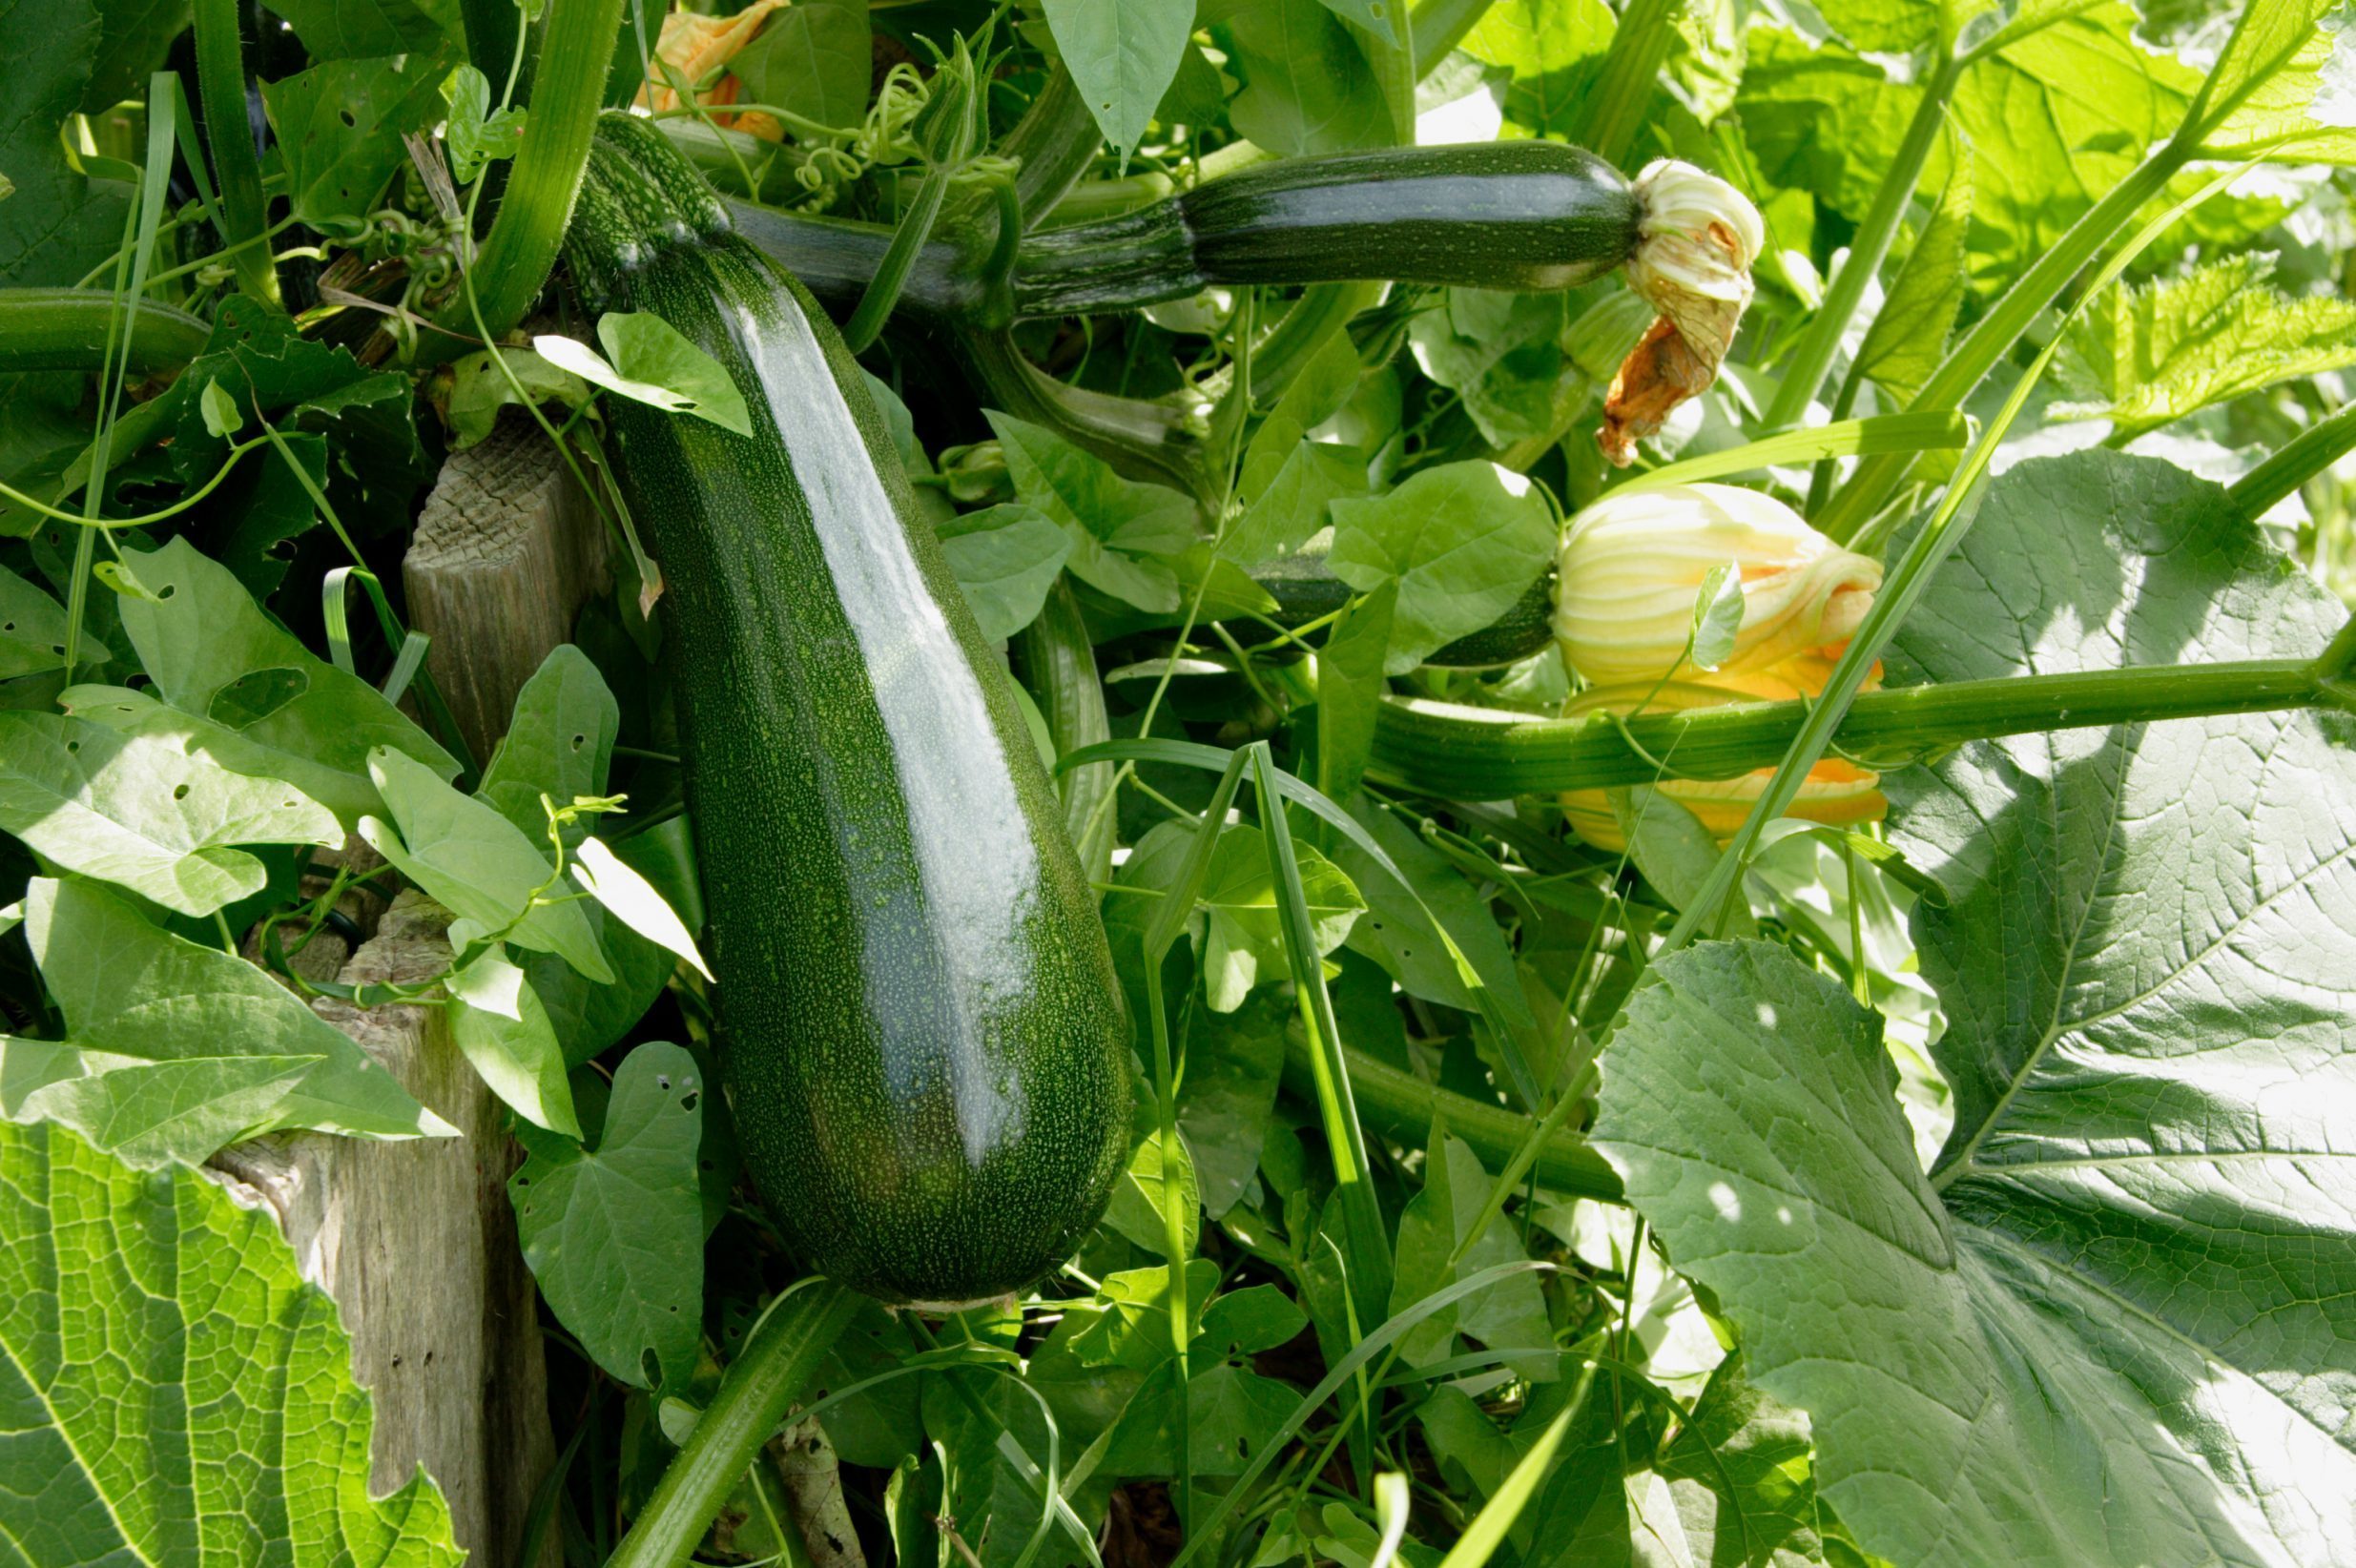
xmin=567 ymin=113 xmax=1131 ymax=1308
xmin=1014 ymin=141 xmax=1643 ymax=317
xmin=718 ymin=140 xmax=1642 ymax=324
xmin=1250 ymin=551 xmax=1559 ymax=670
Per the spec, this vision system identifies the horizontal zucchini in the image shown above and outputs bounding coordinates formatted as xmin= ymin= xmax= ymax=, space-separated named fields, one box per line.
xmin=714 ymin=140 xmax=1643 ymax=324
xmin=567 ymin=112 xmax=1130 ymax=1308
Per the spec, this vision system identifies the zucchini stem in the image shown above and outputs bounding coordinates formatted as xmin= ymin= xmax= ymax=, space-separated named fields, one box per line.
xmin=1369 ymin=656 xmax=2337 ymax=799
xmin=1763 ymin=49 xmax=1964 ymax=430
xmin=0 ymin=291 xmax=211 ymax=374
xmin=423 ymin=0 xmax=627 ymax=362
xmin=1280 ymin=1029 xmax=1622 ymax=1201
xmin=605 ymin=1282 xmax=861 ymax=1568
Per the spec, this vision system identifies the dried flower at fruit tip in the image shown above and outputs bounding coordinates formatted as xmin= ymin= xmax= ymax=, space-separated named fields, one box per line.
xmin=1602 ymin=162 xmax=1766 ymax=465
xmin=1552 ymin=482 xmax=1881 ymax=691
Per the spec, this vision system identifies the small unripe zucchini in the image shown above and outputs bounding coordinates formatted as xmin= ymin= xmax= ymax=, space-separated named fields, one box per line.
xmin=1014 ymin=141 xmax=1643 ymax=317
xmin=566 ymin=113 xmax=1131 ymax=1308
xmin=717 ymin=140 xmax=1643 ymax=324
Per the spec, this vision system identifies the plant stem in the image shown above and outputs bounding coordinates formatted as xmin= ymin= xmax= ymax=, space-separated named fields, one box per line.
xmin=1815 ymin=141 xmax=2189 ymax=541
xmin=0 ymin=290 xmax=210 ymax=373
xmin=2230 ymin=401 xmax=2356 ymax=522
xmin=1279 ymin=1026 xmax=1622 ymax=1200
xmin=1410 ymin=0 xmax=1498 ymax=67
xmin=1012 ymin=579 xmax=1117 ymax=886
xmin=605 ymin=1281 xmax=861 ymax=1568
xmin=192 ymin=0 xmax=279 ymax=304
xmin=1576 ymin=0 xmax=1679 ymax=166
xmin=423 ymin=0 xmax=626 ymax=363
xmin=1765 ymin=51 xmax=1964 ymax=430
xmin=1368 ymin=655 xmax=2334 ymax=798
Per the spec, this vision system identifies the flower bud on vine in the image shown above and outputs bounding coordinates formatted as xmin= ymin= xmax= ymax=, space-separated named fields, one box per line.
xmin=1552 ymin=483 xmax=1881 ymax=691
xmin=1553 ymin=484 xmax=1887 ymax=850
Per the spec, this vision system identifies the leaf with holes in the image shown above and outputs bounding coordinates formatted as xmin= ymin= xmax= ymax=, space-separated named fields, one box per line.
xmin=3 ymin=877 xmax=448 ymax=1166
xmin=83 ymin=537 xmax=456 ymax=827
xmin=1594 ymin=450 xmax=2356 ymax=1568
xmin=1042 ymin=0 xmax=1195 ymax=154
xmin=0 ymin=712 xmax=339 ymax=916
xmin=475 ymin=644 xmax=620 ymax=845
xmin=261 ymin=52 xmax=455 ymax=233
xmin=510 ymin=1042 xmax=707 ymax=1389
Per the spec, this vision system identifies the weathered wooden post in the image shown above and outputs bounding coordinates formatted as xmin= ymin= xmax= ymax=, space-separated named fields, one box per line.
xmin=210 ymin=417 xmax=606 ymax=1567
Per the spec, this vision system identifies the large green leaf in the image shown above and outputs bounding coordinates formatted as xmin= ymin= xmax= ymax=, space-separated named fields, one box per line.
xmin=1043 ymin=0 xmax=1195 ymax=155
xmin=1741 ymin=8 xmax=2200 ymax=284
xmin=0 ymin=1118 xmax=464 ymax=1564
xmin=360 ymin=747 xmax=614 ymax=984
xmin=3 ymin=877 xmax=448 ymax=1166
xmin=261 ymin=52 xmax=453 ymax=233
xmin=1327 ymin=461 xmax=1556 ymax=675
xmin=90 ymin=537 xmax=456 ymax=827
xmin=261 ymin=0 xmax=456 ymax=58
xmin=1594 ymin=450 xmax=2356 ymax=1567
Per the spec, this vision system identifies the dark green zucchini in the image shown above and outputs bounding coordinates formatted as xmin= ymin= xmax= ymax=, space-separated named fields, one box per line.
xmin=716 ymin=140 xmax=1642 ymax=324
xmin=1014 ymin=141 xmax=1643 ymax=317
xmin=1250 ymin=551 xmax=1559 ymax=670
xmin=567 ymin=113 xmax=1130 ymax=1308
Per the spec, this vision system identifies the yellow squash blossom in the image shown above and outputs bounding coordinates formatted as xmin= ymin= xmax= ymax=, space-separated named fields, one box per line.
xmin=634 ymin=0 xmax=792 ymax=142
xmin=1552 ymin=482 xmax=1881 ymax=691
xmin=1552 ymin=484 xmax=1888 ymax=850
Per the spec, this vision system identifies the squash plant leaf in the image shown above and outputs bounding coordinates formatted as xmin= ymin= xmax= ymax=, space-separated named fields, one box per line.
xmin=0 ymin=1118 xmax=465 ymax=1564
xmin=1594 ymin=450 xmax=2356 ymax=1568
xmin=731 ymin=0 xmax=873 ymax=134
xmin=4 ymin=877 xmax=449 ymax=1166
xmin=1852 ymin=145 xmax=1972 ymax=407
xmin=1327 ymin=461 xmax=1557 ymax=674
xmin=510 ymin=1041 xmax=707 ymax=1391
xmin=1741 ymin=6 xmax=2199 ymax=284
xmin=0 ymin=712 xmax=340 ymax=916
xmin=2054 ymin=253 xmax=2356 ymax=439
